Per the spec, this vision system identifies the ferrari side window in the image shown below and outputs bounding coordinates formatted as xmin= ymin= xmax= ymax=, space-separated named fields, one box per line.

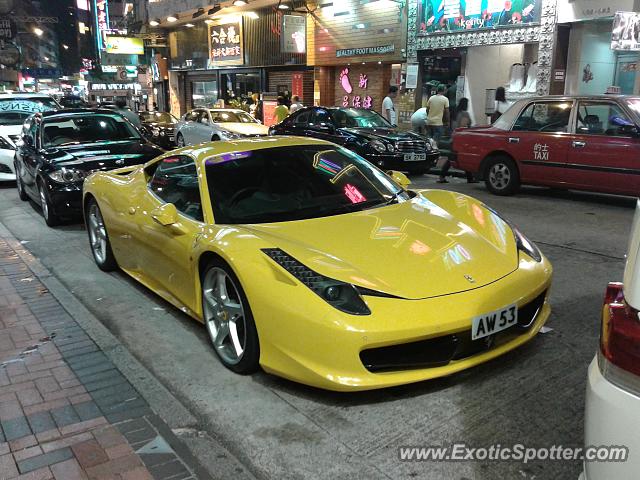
xmin=149 ymin=156 xmax=204 ymax=222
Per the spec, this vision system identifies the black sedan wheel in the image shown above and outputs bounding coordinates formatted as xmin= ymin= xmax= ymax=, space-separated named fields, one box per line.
xmin=201 ymin=260 xmax=260 ymax=374
xmin=176 ymin=133 xmax=185 ymax=147
xmin=86 ymin=199 xmax=118 ymax=271
xmin=38 ymin=179 xmax=60 ymax=227
xmin=15 ymin=168 xmax=28 ymax=201
xmin=484 ymin=156 xmax=520 ymax=196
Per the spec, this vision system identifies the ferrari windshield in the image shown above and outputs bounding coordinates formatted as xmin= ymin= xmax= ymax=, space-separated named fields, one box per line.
xmin=331 ymin=108 xmax=393 ymax=128
xmin=42 ymin=114 xmax=141 ymax=147
xmin=0 ymin=98 xmax=59 ymax=125
xmin=205 ymin=145 xmax=409 ymax=224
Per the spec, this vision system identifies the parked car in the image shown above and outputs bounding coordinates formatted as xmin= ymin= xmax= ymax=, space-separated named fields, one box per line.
xmin=0 ymin=93 xmax=60 ymax=181
xmin=269 ymin=107 xmax=439 ymax=174
xmin=139 ymin=111 xmax=178 ymax=149
xmin=581 ymin=200 xmax=640 ymax=480
xmin=82 ymin=136 xmax=552 ymax=391
xmin=59 ymin=96 xmax=89 ymax=109
xmin=14 ymin=108 xmax=164 ymax=226
xmin=175 ymin=108 xmax=269 ymax=146
xmin=452 ymin=95 xmax=640 ymax=196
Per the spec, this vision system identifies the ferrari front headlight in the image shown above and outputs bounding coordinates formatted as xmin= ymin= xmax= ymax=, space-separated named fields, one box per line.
xmin=263 ymin=248 xmax=371 ymax=315
xmin=513 ymin=226 xmax=542 ymax=262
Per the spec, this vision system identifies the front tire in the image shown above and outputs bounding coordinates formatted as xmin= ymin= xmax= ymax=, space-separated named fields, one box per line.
xmin=38 ymin=179 xmax=60 ymax=227
xmin=85 ymin=198 xmax=117 ymax=271
xmin=484 ymin=156 xmax=520 ymax=196
xmin=16 ymin=168 xmax=28 ymax=201
xmin=201 ymin=260 xmax=259 ymax=374
xmin=176 ymin=133 xmax=185 ymax=147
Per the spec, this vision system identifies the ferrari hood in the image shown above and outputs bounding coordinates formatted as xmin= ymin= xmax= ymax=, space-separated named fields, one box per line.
xmin=246 ymin=191 xmax=519 ymax=300
xmin=221 ymin=123 xmax=270 ymax=136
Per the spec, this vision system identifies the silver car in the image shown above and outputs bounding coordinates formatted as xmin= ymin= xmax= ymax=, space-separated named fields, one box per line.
xmin=175 ymin=108 xmax=269 ymax=146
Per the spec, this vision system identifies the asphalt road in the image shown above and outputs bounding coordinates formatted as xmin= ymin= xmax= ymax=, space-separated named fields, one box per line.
xmin=0 ymin=176 xmax=635 ymax=480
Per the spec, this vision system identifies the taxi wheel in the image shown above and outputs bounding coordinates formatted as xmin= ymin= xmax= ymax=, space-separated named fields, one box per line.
xmin=201 ymin=259 xmax=260 ymax=374
xmin=484 ymin=156 xmax=520 ymax=196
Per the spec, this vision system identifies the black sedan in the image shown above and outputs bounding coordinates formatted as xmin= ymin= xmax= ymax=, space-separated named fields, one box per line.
xmin=269 ymin=107 xmax=439 ymax=174
xmin=139 ymin=111 xmax=178 ymax=149
xmin=14 ymin=109 xmax=164 ymax=226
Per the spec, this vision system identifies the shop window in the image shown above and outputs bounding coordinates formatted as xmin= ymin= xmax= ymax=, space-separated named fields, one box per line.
xmin=513 ymin=102 xmax=571 ymax=133
xmin=193 ymin=81 xmax=218 ymax=108
xmin=576 ymin=102 xmax=634 ymax=137
xmin=149 ymin=156 xmax=203 ymax=222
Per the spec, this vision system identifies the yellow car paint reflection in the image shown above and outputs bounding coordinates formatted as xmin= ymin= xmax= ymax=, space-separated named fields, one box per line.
xmin=83 ymin=137 xmax=552 ymax=391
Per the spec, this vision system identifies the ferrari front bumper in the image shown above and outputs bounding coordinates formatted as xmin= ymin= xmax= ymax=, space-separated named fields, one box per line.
xmin=255 ymin=254 xmax=552 ymax=391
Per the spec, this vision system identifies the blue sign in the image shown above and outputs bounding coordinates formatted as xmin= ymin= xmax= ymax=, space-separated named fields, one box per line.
xmin=21 ymin=68 xmax=62 ymax=78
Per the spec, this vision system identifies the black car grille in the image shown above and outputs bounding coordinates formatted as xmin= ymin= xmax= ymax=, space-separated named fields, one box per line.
xmin=165 ymin=126 xmax=175 ymax=136
xmin=396 ymin=140 xmax=427 ymax=153
xmin=359 ymin=290 xmax=547 ymax=373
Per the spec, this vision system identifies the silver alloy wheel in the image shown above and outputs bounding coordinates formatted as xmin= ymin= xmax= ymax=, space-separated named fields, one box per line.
xmin=177 ymin=134 xmax=185 ymax=147
xmin=488 ymin=163 xmax=511 ymax=190
xmin=39 ymin=184 xmax=49 ymax=220
xmin=17 ymin=176 xmax=24 ymax=195
xmin=202 ymin=267 xmax=246 ymax=365
xmin=87 ymin=203 xmax=108 ymax=265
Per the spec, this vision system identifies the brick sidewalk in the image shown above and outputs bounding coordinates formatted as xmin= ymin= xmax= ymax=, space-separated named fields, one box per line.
xmin=0 ymin=237 xmax=201 ymax=480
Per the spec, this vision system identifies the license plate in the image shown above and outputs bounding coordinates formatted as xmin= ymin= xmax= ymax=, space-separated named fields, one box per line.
xmin=471 ymin=304 xmax=518 ymax=340
xmin=404 ymin=153 xmax=426 ymax=162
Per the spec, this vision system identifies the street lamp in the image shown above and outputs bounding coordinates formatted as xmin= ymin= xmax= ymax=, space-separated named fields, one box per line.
xmin=33 ymin=27 xmax=43 ymax=36
xmin=233 ymin=0 xmax=247 ymax=6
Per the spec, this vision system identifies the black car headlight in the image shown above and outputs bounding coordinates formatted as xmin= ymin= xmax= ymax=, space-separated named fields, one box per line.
xmin=513 ymin=226 xmax=542 ymax=262
xmin=48 ymin=167 xmax=88 ymax=184
xmin=152 ymin=127 xmax=160 ymax=137
xmin=263 ymin=248 xmax=371 ymax=315
xmin=369 ymin=140 xmax=390 ymax=153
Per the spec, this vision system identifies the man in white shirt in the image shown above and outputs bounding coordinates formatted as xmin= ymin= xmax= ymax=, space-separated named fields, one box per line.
xmin=290 ymin=96 xmax=303 ymax=113
xmin=382 ymin=86 xmax=398 ymax=126
xmin=410 ymin=107 xmax=428 ymax=134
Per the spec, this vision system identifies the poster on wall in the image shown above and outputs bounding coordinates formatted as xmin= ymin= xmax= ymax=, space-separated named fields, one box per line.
xmin=611 ymin=12 xmax=640 ymax=51
xmin=208 ymin=18 xmax=244 ymax=67
xmin=418 ymin=0 xmax=541 ymax=34
xmin=282 ymin=15 xmax=306 ymax=54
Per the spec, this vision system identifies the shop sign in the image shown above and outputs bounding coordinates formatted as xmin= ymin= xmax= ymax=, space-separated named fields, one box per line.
xmin=20 ymin=68 xmax=61 ymax=78
xmin=612 ymin=12 xmax=640 ymax=51
xmin=418 ymin=0 xmax=541 ymax=34
xmin=105 ymin=36 xmax=144 ymax=55
xmin=0 ymin=17 xmax=15 ymax=40
xmin=208 ymin=19 xmax=243 ymax=67
xmin=336 ymin=45 xmax=395 ymax=58
xmin=557 ymin=0 xmax=634 ymax=23
xmin=406 ymin=64 xmax=419 ymax=89
xmin=93 ymin=0 xmax=110 ymax=53
xmin=338 ymin=68 xmax=373 ymax=109
xmin=282 ymin=15 xmax=306 ymax=53
xmin=292 ymin=73 xmax=303 ymax=98
xmin=90 ymin=83 xmax=138 ymax=91
xmin=553 ymin=69 xmax=565 ymax=81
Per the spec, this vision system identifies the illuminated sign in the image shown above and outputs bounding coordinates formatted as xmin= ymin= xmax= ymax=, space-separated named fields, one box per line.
xmin=418 ymin=0 xmax=540 ymax=34
xmin=336 ymin=45 xmax=394 ymax=58
xmin=94 ymin=0 xmax=110 ymax=53
xmin=77 ymin=0 xmax=89 ymax=10
xmin=90 ymin=83 xmax=139 ymax=91
xmin=208 ymin=19 xmax=243 ymax=67
xmin=105 ymin=36 xmax=144 ymax=55
xmin=282 ymin=15 xmax=306 ymax=53
xmin=339 ymin=68 xmax=373 ymax=109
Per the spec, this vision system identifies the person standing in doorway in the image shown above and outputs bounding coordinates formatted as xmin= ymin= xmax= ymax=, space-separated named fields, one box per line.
xmin=382 ymin=86 xmax=398 ymax=126
xmin=492 ymin=86 xmax=511 ymax=122
xmin=290 ymin=95 xmax=303 ymax=113
xmin=426 ymin=84 xmax=449 ymax=146
xmin=274 ymin=96 xmax=290 ymax=123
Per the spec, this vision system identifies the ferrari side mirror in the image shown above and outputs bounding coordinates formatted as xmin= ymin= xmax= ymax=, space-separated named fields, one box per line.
xmin=151 ymin=203 xmax=179 ymax=226
xmin=387 ymin=170 xmax=412 ymax=189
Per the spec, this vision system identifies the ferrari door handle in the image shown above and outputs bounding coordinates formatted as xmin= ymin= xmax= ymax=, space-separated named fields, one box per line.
xmin=508 ymin=137 xmax=520 ymax=144
xmin=572 ymin=141 xmax=586 ymax=148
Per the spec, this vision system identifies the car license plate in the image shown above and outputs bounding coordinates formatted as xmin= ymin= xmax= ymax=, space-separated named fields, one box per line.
xmin=471 ymin=304 xmax=518 ymax=340
xmin=404 ymin=153 xmax=426 ymax=162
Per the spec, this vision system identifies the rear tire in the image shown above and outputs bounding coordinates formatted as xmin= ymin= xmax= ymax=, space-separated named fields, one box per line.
xmin=484 ymin=156 xmax=520 ymax=196
xmin=85 ymin=198 xmax=117 ymax=271
xmin=38 ymin=179 xmax=60 ymax=227
xmin=211 ymin=135 xmax=221 ymax=141
xmin=201 ymin=259 xmax=260 ymax=374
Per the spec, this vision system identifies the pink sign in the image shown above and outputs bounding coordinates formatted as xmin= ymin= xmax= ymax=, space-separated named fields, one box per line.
xmin=338 ymin=68 xmax=373 ymax=109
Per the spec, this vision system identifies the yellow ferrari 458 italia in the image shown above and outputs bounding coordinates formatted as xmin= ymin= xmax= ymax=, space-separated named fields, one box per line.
xmin=83 ymin=137 xmax=552 ymax=391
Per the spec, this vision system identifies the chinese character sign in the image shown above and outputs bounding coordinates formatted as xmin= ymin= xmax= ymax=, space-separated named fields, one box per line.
xmin=94 ymin=0 xmax=110 ymax=53
xmin=209 ymin=19 xmax=244 ymax=66
xmin=338 ymin=68 xmax=374 ymax=110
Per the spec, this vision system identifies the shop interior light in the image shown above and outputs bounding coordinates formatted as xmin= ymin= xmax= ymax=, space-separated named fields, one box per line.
xmin=185 ymin=23 xmax=195 ymax=27
xmin=233 ymin=0 xmax=248 ymax=6
xmin=245 ymin=11 xmax=259 ymax=19
xmin=192 ymin=7 xmax=205 ymax=18
xmin=33 ymin=27 xmax=44 ymax=36
xmin=167 ymin=14 xmax=178 ymax=22
xmin=277 ymin=0 xmax=290 ymax=9
xmin=149 ymin=18 xmax=160 ymax=26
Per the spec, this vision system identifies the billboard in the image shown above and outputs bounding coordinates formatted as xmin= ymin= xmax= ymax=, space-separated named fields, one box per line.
xmin=612 ymin=12 xmax=640 ymax=51
xmin=418 ymin=0 xmax=541 ymax=34
xmin=208 ymin=18 xmax=244 ymax=67
xmin=282 ymin=15 xmax=306 ymax=54
xmin=105 ymin=36 xmax=144 ymax=55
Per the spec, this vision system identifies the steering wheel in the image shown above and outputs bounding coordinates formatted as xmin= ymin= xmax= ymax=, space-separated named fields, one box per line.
xmin=228 ymin=187 xmax=260 ymax=207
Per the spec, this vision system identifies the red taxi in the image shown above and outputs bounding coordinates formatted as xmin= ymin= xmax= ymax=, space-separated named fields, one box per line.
xmin=452 ymin=95 xmax=640 ymax=196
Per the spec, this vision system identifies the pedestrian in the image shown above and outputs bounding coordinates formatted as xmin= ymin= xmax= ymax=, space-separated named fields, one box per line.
xmin=274 ymin=96 xmax=290 ymax=123
xmin=114 ymin=98 xmax=142 ymax=128
xmin=426 ymin=84 xmax=449 ymax=146
xmin=290 ymin=95 xmax=303 ymax=113
xmin=410 ymin=107 xmax=428 ymax=135
xmin=382 ymin=86 xmax=398 ymax=126
xmin=446 ymin=81 xmax=457 ymax=129
xmin=438 ymin=97 xmax=477 ymax=184
xmin=491 ymin=86 xmax=511 ymax=122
